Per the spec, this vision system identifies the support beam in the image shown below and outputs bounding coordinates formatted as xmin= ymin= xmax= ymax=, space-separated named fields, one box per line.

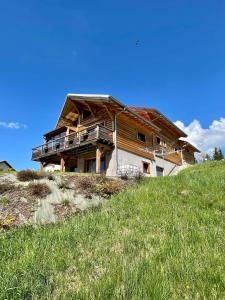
xmin=40 ymin=162 xmax=44 ymax=173
xmin=103 ymin=104 xmax=113 ymax=120
xmin=96 ymin=146 xmax=102 ymax=174
xmin=60 ymin=156 xmax=65 ymax=172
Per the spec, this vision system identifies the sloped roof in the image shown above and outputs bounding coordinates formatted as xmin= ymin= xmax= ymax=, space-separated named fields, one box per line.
xmin=0 ymin=160 xmax=15 ymax=169
xmin=128 ymin=106 xmax=188 ymax=138
xmin=56 ymin=94 xmax=161 ymax=132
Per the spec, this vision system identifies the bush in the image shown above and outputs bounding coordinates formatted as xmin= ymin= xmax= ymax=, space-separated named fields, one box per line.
xmin=96 ymin=180 xmax=122 ymax=197
xmin=0 ymin=196 xmax=9 ymax=206
xmin=47 ymin=174 xmax=55 ymax=181
xmin=58 ymin=180 xmax=70 ymax=190
xmin=17 ymin=170 xmax=44 ymax=182
xmin=61 ymin=198 xmax=70 ymax=206
xmin=28 ymin=183 xmax=51 ymax=198
xmin=134 ymin=171 xmax=144 ymax=182
xmin=0 ymin=213 xmax=16 ymax=231
xmin=77 ymin=176 xmax=96 ymax=191
xmin=0 ymin=183 xmax=13 ymax=195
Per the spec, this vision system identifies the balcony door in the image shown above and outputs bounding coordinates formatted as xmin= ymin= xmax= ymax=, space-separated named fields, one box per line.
xmin=86 ymin=157 xmax=105 ymax=173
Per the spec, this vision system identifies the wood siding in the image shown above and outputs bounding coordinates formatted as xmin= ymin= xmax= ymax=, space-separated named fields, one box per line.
xmin=116 ymin=114 xmax=154 ymax=160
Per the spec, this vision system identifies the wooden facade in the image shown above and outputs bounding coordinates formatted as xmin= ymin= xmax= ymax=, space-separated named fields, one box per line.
xmin=32 ymin=94 xmax=199 ymax=175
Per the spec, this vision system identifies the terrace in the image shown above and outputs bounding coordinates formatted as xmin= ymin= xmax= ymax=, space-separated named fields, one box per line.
xmin=32 ymin=124 xmax=113 ymax=161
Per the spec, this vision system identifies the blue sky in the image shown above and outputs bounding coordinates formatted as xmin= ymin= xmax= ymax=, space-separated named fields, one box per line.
xmin=0 ymin=0 xmax=225 ymax=170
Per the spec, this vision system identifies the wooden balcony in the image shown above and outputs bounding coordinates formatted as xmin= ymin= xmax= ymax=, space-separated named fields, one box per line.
xmin=32 ymin=124 xmax=113 ymax=161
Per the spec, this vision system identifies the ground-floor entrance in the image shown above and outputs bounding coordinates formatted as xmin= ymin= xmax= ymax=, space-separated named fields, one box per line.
xmin=85 ymin=157 xmax=106 ymax=173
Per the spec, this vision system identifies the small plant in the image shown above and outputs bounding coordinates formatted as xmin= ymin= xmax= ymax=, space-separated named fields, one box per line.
xmin=134 ymin=171 xmax=144 ymax=182
xmin=47 ymin=174 xmax=55 ymax=181
xmin=0 ymin=196 xmax=9 ymax=206
xmin=58 ymin=180 xmax=70 ymax=190
xmin=120 ymin=173 xmax=129 ymax=180
xmin=77 ymin=176 xmax=95 ymax=191
xmin=96 ymin=180 xmax=122 ymax=197
xmin=17 ymin=169 xmax=45 ymax=182
xmin=0 ymin=183 xmax=13 ymax=195
xmin=0 ymin=213 xmax=16 ymax=231
xmin=28 ymin=183 xmax=51 ymax=198
xmin=61 ymin=198 xmax=70 ymax=206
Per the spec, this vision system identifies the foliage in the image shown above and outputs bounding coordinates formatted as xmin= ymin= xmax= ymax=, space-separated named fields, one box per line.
xmin=0 ymin=183 xmax=14 ymax=195
xmin=0 ymin=196 xmax=10 ymax=206
xmin=95 ymin=179 xmax=122 ymax=197
xmin=17 ymin=170 xmax=45 ymax=182
xmin=0 ymin=213 xmax=16 ymax=231
xmin=47 ymin=174 xmax=55 ymax=181
xmin=213 ymin=147 xmax=224 ymax=161
xmin=58 ymin=180 xmax=70 ymax=190
xmin=61 ymin=198 xmax=70 ymax=206
xmin=0 ymin=161 xmax=225 ymax=299
xmin=28 ymin=183 xmax=51 ymax=198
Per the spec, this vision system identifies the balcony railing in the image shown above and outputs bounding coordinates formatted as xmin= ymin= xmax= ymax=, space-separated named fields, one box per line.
xmin=32 ymin=124 xmax=113 ymax=160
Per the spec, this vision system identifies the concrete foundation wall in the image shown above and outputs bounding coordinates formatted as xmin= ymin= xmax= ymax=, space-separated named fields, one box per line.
xmin=116 ymin=148 xmax=155 ymax=176
xmin=155 ymin=157 xmax=178 ymax=176
xmin=105 ymin=148 xmax=117 ymax=176
xmin=105 ymin=148 xmax=179 ymax=177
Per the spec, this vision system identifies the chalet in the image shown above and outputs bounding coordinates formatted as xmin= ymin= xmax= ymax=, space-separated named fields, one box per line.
xmin=31 ymin=94 xmax=200 ymax=176
xmin=0 ymin=160 xmax=15 ymax=171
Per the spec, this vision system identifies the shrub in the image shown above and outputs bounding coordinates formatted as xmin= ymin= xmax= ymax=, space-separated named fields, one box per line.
xmin=77 ymin=176 xmax=96 ymax=191
xmin=17 ymin=170 xmax=44 ymax=182
xmin=0 ymin=183 xmax=13 ymax=195
xmin=0 ymin=196 xmax=9 ymax=206
xmin=58 ymin=180 xmax=70 ymax=190
xmin=120 ymin=173 xmax=129 ymax=180
xmin=47 ymin=174 xmax=55 ymax=181
xmin=134 ymin=171 xmax=144 ymax=182
xmin=0 ymin=213 xmax=16 ymax=231
xmin=96 ymin=180 xmax=122 ymax=197
xmin=28 ymin=183 xmax=51 ymax=198
xmin=61 ymin=198 xmax=70 ymax=206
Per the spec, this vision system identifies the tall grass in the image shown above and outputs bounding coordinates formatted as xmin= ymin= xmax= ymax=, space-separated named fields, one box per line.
xmin=0 ymin=161 xmax=225 ymax=299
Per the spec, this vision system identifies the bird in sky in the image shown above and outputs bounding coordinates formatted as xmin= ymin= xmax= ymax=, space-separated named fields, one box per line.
xmin=135 ymin=40 xmax=140 ymax=46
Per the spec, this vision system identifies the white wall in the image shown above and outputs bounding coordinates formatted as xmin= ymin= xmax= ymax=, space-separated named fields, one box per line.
xmin=94 ymin=147 xmax=155 ymax=177
xmin=154 ymin=157 xmax=178 ymax=176
xmin=105 ymin=148 xmax=179 ymax=177
xmin=44 ymin=164 xmax=60 ymax=172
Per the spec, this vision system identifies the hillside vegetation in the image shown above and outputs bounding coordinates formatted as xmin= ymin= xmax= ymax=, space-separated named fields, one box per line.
xmin=0 ymin=161 xmax=225 ymax=299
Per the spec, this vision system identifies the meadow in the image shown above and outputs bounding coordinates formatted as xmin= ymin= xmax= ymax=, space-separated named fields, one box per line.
xmin=0 ymin=161 xmax=225 ymax=299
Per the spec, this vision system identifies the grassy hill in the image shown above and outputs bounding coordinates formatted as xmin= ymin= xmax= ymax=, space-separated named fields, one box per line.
xmin=0 ymin=161 xmax=225 ymax=299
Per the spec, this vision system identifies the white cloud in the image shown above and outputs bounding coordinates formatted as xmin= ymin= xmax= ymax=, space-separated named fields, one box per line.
xmin=174 ymin=118 xmax=225 ymax=154
xmin=0 ymin=122 xmax=27 ymax=129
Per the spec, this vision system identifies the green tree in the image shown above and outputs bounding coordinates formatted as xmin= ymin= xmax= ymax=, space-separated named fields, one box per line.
xmin=213 ymin=147 xmax=224 ymax=160
xmin=213 ymin=147 xmax=219 ymax=160
xmin=218 ymin=148 xmax=224 ymax=160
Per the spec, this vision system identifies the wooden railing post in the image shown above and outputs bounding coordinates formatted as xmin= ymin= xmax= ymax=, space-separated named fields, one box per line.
xmin=96 ymin=124 xmax=99 ymax=139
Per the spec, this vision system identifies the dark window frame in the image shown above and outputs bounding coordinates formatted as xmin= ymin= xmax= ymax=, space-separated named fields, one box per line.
xmin=143 ymin=161 xmax=150 ymax=174
xmin=137 ymin=132 xmax=146 ymax=143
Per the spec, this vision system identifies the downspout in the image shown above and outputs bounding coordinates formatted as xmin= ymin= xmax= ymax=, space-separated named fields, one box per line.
xmin=114 ymin=108 xmax=126 ymax=175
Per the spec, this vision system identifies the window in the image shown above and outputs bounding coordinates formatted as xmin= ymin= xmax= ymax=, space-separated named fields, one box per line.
xmin=156 ymin=166 xmax=164 ymax=176
xmin=82 ymin=110 xmax=92 ymax=120
xmin=137 ymin=132 xmax=146 ymax=142
xmin=156 ymin=136 xmax=167 ymax=147
xmin=143 ymin=162 xmax=150 ymax=174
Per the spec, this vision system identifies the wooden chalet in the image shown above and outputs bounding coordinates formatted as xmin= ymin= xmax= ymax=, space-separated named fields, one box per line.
xmin=32 ymin=94 xmax=200 ymax=176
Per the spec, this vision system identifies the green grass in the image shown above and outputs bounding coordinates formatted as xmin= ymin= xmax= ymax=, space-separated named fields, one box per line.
xmin=0 ymin=161 xmax=225 ymax=299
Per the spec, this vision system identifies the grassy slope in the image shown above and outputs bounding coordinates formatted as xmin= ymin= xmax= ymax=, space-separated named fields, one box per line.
xmin=0 ymin=161 xmax=225 ymax=299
